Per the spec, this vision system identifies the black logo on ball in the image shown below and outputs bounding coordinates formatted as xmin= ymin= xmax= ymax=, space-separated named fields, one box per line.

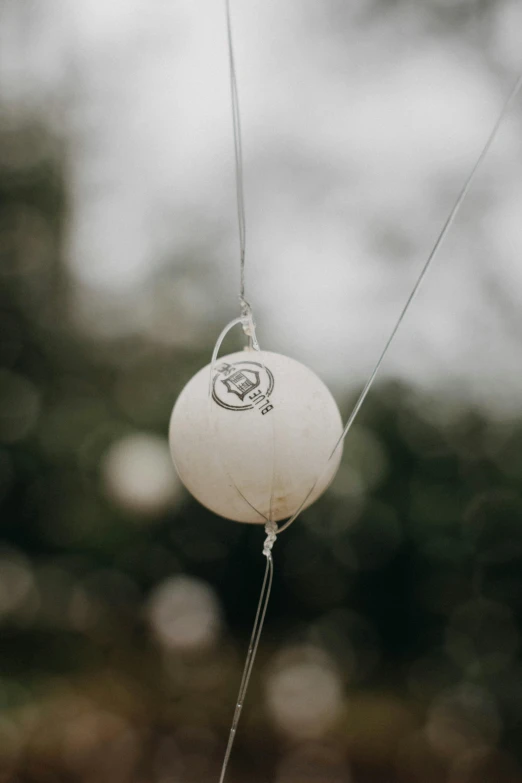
xmin=212 ymin=361 xmax=274 ymax=414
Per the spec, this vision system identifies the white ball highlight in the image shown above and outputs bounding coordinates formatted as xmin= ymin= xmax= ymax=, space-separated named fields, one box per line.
xmin=169 ymin=350 xmax=343 ymax=523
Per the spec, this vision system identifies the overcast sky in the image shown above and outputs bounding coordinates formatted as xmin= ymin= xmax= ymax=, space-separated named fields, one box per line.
xmin=1 ymin=0 xmax=522 ymax=411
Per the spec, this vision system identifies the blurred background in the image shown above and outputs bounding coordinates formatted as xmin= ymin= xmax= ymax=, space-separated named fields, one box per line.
xmin=1 ymin=0 xmax=522 ymax=781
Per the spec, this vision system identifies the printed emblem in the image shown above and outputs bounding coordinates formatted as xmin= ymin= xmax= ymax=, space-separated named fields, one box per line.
xmin=223 ymin=368 xmax=260 ymax=400
xmin=212 ymin=361 xmax=274 ymax=414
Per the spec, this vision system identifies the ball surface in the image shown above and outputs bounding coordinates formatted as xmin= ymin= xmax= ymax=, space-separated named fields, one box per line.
xmin=169 ymin=350 xmax=343 ymax=523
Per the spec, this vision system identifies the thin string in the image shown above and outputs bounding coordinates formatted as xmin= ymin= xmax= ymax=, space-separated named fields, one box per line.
xmin=207 ymin=306 xmax=278 ymax=783
xmin=207 ymin=314 xmax=270 ymax=523
xmin=209 ymin=297 xmax=278 ymax=783
xmin=218 ymin=523 xmax=277 ymax=783
xmin=278 ymin=68 xmax=522 ymax=535
xmin=224 ymin=0 xmax=249 ymax=315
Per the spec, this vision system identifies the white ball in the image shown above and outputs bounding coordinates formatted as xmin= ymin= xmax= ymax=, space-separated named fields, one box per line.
xmin=169 ymin=350 xmax=343 ymax=524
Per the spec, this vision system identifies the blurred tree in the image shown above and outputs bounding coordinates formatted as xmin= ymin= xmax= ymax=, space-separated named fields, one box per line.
xmin=1 ymin=110 xmax=522 ymax=782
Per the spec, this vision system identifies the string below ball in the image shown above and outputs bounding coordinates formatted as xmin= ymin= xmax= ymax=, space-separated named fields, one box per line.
xmin=169 ymin=350 xmax=343 ymax=523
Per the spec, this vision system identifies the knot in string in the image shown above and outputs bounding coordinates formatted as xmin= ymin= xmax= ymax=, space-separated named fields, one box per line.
xmin=239 ymin=296 xmax=260 ymax=350
xmin=263 ymin=520 xmax=278 ymax=558
xmin=239 ymin=293 xmax=251 ymax=316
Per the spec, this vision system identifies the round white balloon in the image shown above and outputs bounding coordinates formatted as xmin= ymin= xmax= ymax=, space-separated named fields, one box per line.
xmin=169 ymin=350 xmax=343 ymax=523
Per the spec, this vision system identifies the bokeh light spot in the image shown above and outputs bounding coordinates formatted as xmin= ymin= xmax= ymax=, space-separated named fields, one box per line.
xmin=102 ymin=432 xmax=181 ymax=517
xmin=148 ymin=575 xmax=221 ymax=652
xmin=265 ymin=646 xmax=343 ymax=739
